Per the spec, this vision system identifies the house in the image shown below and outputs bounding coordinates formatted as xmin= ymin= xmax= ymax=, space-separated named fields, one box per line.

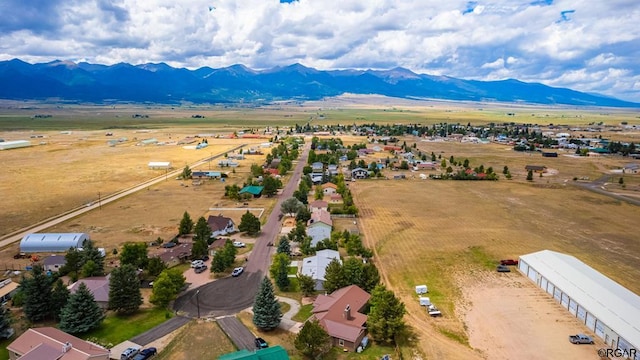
xmin=311 ymin=173 xmax=324 ymax=184
xmin=525 ymin=165 xmax=547 ymax=173
xmin=239 ymin=185 xmax=264 ymax=197
xmin=306 ymin=210 xmax=333 ymax=247
xmin=268 ymin=158 xmax=281 ymax=169
xmin=218 ymin=345 xmax=289 ymax=360
xmin=43 ymin=255 xmax=66 ymax=272
xmin=311 ymin=285 xmax=371 ymax=351
xmin=322 ymin=182 xmax=338 ymax=195
xmin=207 ymin=215 xmax=237 ymax=237
xmin=351 ymin=168 xmax=369 ymax=179
xmin=265 ymin=168 xmax=280 ymax=176
xmin=67 ymin=275 xmax=110 ymax=310
xmin=623 ymin=163 xmax=639 ymax=174
xmin=309 ymin=200 xmax=329 ymax=213
xmin=329 ymin=194 xmax=343 ymax=204
xmin=218 ymin=160 xmax=239 ymax=167
xmin=327 ymin=164 xmax=339 ymax=176
xmin=0 ymin=279 xmax=18 ymax=303
xmin=415 ymin=162 xmax=436 ymax=170
xmin=208 ymin=238 xmax=227 ymax=256
xmin=311 ymin=162 xmax=324 ymax=173
xmin=301 ymin=249 xmax=342 ymax=290
xmin=7 ymin=327 xmax=110 ymax=360
xmin=192 ymin=171 xmax=222 ymax=179
xmin=156 ymin=243 xmax=192 ymax=267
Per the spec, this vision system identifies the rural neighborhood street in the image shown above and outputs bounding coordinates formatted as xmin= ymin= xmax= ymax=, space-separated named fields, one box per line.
xmin=173 ymin=141 xmax=311 ymax=318
xmin=0 ymin=144 xmax=246 ymax=249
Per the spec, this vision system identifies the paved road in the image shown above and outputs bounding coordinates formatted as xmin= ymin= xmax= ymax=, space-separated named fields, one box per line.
xmin=571 ymin=174 xmax=640 ymax=207
xmin=0 ymin=145 xmax=245 ymax=249
xmin=217 ymin=317 xmax=257 ymax=351
xmin=130 ymin=315 xmax=191 ymax=346
xmin=174 ymin=142 xmax=311 ymax=318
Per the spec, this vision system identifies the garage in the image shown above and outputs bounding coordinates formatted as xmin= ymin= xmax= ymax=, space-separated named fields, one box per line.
xmin=519 ymin=250 xmax=640 ymax=356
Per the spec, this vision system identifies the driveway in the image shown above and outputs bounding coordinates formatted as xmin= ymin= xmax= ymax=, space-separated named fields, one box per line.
xmin=217 ymin=316 xmax=257 ymax=351
xmin=129 ymin=315 xmax=191 ymax=346
xmin=174 ymin=143 xmax=311 ymax=318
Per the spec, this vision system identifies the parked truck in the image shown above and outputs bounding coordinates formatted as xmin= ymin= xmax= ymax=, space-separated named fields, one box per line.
xmin=569 ymin=334 xmax=594 ymax=344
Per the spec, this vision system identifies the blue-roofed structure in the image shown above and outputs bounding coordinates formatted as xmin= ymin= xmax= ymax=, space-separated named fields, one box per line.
xmin=218 ymin=345 xmax=289 ymax=360
xmin=20 ymin=233 xmax=89 ymax=253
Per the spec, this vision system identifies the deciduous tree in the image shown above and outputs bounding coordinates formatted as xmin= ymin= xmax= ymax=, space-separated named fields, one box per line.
xmin=281 ymin=197 xmax=304 ymax=216
xmin=150 ymin=269 xmax=185 ymax=308
xmin=294 ymin=319 xmax=331 ymax=358
xmin=367 ymin=284 xmax=406 ymax=345
xmin=270 ymin=253 xmax=291 ymax=291
xmin=297 ymin=273 xmax=316 ymax=297
xmin=239 ymin=211 xmax=261 ymax=235
xmin=119 ymin=242 xmax=148 ymax=269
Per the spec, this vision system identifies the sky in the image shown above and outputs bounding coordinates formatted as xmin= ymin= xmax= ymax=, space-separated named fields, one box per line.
xmin=1 ymin=0 xmax=639 ymax=102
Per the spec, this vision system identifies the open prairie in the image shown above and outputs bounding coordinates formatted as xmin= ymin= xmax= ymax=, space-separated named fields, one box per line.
xmin=351 ymin=138 xmax=640 ymax=358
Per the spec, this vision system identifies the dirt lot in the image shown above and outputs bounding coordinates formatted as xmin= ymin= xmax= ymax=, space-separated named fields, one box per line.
xmin=351 ymin=144 xmax=640 ymax=359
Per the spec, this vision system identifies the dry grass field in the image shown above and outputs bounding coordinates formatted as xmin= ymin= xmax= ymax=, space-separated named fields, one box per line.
xmin=351 ymin=144 xmax=640 ymax=358
xmin=153 ymin=320 xmax=235 ymax=360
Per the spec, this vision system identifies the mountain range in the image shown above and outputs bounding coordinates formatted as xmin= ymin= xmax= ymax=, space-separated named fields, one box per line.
xmin=0 ymin=59 xmax=637 ymax=107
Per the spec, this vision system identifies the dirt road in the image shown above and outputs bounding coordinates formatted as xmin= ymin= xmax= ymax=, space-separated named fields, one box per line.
xmin=173 ymin=141 xmax=310 ymax=318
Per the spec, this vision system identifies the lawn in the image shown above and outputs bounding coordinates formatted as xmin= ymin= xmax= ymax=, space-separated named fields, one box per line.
xmin=292 ymin=304 xmax=313 ymax=322
xmin=0 ymin=338 xmax=11 ymax=360
xmin=83 ymin=308 xmax=172 ymax=347
xmin=287 ymin=265 xmax=298 ymax=275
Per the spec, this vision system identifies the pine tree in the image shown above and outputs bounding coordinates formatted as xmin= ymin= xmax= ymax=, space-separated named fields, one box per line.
xmin=276 ymin=236 xmax=291 ymax=256
xmin=252 ymin=277 xmax=282 ymax=331
xmin=193 ymin=217 xmax=212 ymax=243
xmin=526 ymin=170 xmax=534 ymax=181
xmin=0 ymin=305 xmax=13 ymax=337
xmin=367 ymin=284 xmax=406 ymax=345
xmin=22 ymin=264 xmax=53 ymax=322
xmin=59 ymin=283 xmax=104 ymax=334
xmin=50 ymin=279 xmax=70 ymax=321
xmin=81 ymin=240 xmax=104 ymax=276
xmin=322 ymin=259 xmax=345 ymax=293
xmin=179 ymin=211 xmax=194 ymax=235
xmin=109 ymin=264 xmax=142 ymax=314
xmin=294 ymin=319 xmax=331 ymax=358
xmin=147 ymin=257 xmax=167 ymax=277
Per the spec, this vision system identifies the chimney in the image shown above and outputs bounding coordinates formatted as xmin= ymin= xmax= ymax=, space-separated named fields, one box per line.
xmin=62 ymin=342 xmax=72 ymax=353
xmin=343 ymin=304 xmax=351 ymax=320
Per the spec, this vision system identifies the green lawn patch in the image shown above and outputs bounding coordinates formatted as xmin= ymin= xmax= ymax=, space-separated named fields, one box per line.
xmin=292 ymin=304 xmax=313 ymax=322
xmin=0 ymin=338 xmax=12 ymax=359
xmin=287 ymin=266 xmax=298 ymax=275
xmin=83 ymin=307 xmax=172 ymax=347
xmin=279 ymin=301 xmax=291 ymax=315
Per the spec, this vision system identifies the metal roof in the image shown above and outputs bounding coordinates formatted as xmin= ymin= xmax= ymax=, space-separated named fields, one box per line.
xmin=20 ymin=233 xmax=89 ymax=253
xmin=520 ymin=250 xmax=640 ymax=348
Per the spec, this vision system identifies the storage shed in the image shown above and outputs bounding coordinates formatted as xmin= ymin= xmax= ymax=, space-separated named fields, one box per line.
xmin=20 ymin=233 xmax=89 ymax=253
xmin=519 ymin=250 xmax=640 ymax=358
xmin=148 ymin=161 xmax=171 ymax=169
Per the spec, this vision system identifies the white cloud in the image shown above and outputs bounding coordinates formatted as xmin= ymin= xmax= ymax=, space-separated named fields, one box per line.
xmin=0 ymin=0 xmax=638 ymax=101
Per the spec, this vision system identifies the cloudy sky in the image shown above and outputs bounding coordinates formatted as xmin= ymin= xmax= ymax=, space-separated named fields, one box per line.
xmin=1 ymin=0 xmax=639 ymax=101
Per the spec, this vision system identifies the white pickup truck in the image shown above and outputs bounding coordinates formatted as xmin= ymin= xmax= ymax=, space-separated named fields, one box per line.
xmin=569 ymin=334 xmax=594 ymax=344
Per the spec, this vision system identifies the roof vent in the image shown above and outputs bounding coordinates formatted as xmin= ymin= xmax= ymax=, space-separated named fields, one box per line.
xmin=62 ymin=342 xmax=72 ymax=353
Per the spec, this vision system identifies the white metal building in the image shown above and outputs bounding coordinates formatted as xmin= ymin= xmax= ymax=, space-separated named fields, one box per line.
xmin=519 ymin=250 xmax=639 ymax=359
xmin=148 ymin=161 xmax=171 ymax=169
xmin=20 ymin=233 xmax=89 ymax=253
xmin=0 ymin=140 xmax=31 ymax=150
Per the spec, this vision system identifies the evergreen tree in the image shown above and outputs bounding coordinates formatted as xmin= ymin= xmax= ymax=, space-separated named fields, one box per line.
xmin=367 ymin=284 xmax=406 ymax=345
xmin=294 ymin=319 xmax=331 ymax=358
xmin=179 ymin=211 xmax=194 ymax=235
xmin=297 ymin=273 xmax=316 ymax=297
xmin=22 ymin=264 xmax=53 ymax=322
xmin=59 ymin=283 xmax=104 ymax=334
xmin=50 ymin=279 xmax=70 ymax=321
xmin=314 ymin=185 xmax=324 ymax=200
xmin=60 ymin=247 xmax=83 ymax=279
xmin=109 ymin=264 xmax=142 ymax=314
xmin=181 ymin=165 xmax=192 ymax=179
xmin=270 ymin=253 xmax=291 ymax=291
xmin=81 ymin=240 xmax=105 ymax=276
xmin=295 ymin=207 xmax=311 ymax=223
xmin=322 ymin=259 xmax=345 ymax=293
xmin=210 ymin=251 xmax=227 ymax=273
xmin=119 ymin=242 xmax=148 ymax=269
xmin=526 ymin=170 xmax=534 ymax=181
xmin=221 ymin=240 xmax=238 ymax=268
xmin=191 ymin=239 xmax=209 ymax=259
xmin=239 ymin=211 xmax=261 ymax=235
xmin=276 ymin=236 xmax=291 ymax=256
xmin=360 ymin=262 xmax=381 ymax=292
xmin=0 ymin=305 xmax=11 ymax=337
xmin=81 ymin=260 xmax=100 ymax=278
xmin=252 ymin=277 xmax=282 ymax=331
xmin=193 ymin=216 xmax=212 ymax=243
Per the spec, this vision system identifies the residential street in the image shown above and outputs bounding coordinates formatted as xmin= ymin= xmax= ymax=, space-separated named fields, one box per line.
xmin=173 ymin=141 xmax=310 ymax=318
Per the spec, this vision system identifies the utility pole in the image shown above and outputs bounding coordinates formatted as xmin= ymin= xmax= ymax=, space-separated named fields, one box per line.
xmin=196 ymin=290 xmax=201 ymax=319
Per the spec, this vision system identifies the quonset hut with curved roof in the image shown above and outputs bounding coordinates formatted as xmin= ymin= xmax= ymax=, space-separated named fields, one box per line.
xmin=19 ymin=233 xmax=89 ymax=253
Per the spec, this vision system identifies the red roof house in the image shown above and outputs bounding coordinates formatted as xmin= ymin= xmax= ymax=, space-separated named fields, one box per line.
xmin=311 ymin=285 xmax=371 ymax=351
xmin=7 ymin=327 xmax=110 ymax=360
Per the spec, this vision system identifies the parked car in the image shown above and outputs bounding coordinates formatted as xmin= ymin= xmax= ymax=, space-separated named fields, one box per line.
xmin=231 ymin=267 xmax=244 ymax=277
xmin=255 ymin=337 xmax=268 ymax=349
xmin=500 ymin=259 xmax=519 ymax=266
xmin=427 ymin=304 xmax=442 ymax=317
xmin=194 ymin=264 xmax=208 ymax=274
xmin=191 ymin=260 xmax=205 ymax=268
xmin=133 ymin=347 xmax=157 ymax=360
xmin=120 ymin=347 xmax=140 ymax=360
xmin=233 ymin=241 xmax=246 ymax=248
xmin=496 ymin=265 xmax=511 ymax=272
xmin=569 ymin=334 xmax=594 ymax=344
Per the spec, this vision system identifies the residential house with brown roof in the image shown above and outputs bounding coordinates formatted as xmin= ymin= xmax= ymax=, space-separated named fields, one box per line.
xmin=321 ymin=182 xmax=338 ymax=195
xmin=207 ymin=215 xmax=237 ymax=237
xmin=308 ymin=200 xmax=328 ymax=213
xmin=311 ymin=285 xmax=371 ymax=351
xmin=7 ymin=327 xmax=110 ymax=360
xmin=306 ymin=210 xmax=332 ymax=247
xmin=67 ymin=275 xmax=110 ymax=310
xmin=156 ymin=243 xmax=192 ymax=267
xmin=329 ymin=194 xmax=343 ymax=204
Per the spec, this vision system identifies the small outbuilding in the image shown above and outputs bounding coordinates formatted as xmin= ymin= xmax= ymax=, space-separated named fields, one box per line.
xmin=239 ymin=185 xmax=264 ymax=197
xmin=20 ymin=233 xmax=89 ymax=253
xmin=148 ymin=161 xmax=171 ymax=170
xmin=0 ymin=140 xmax=31 ymax=150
